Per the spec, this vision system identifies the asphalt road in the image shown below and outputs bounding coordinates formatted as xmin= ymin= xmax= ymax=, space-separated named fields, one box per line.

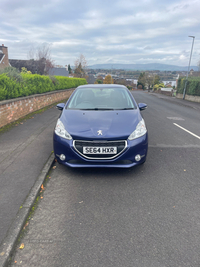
xmin=9 ymin=91 xmax=200 ymax=267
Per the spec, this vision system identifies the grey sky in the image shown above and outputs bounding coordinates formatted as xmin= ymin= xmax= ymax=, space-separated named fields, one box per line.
xmin=1 ymin=0 xmax=199 ymax=67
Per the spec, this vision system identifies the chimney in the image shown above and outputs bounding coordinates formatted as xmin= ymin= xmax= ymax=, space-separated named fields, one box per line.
xmin=0 ymin=45 xmax=9 ymax=68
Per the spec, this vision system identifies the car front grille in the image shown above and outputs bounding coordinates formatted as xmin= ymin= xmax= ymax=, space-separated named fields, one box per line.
xmin=73 ymin=140 xmax=127 ymax=160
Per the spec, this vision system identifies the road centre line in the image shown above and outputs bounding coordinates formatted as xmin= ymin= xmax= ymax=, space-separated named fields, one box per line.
xmin=173 ymin=123 xmax=200 ymax=140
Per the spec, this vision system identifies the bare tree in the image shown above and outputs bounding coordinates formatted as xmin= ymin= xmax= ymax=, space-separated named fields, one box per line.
xmin=27 ymin=45 xmax=35 ymax=60
xmin=27 ymin=43 xmax=55 ymax=74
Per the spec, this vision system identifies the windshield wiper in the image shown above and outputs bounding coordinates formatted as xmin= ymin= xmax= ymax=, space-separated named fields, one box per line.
xmin=81 ymin=108 xmax=114 ymax=111
xmin=118 ymin=108 xmax=134 ymax=110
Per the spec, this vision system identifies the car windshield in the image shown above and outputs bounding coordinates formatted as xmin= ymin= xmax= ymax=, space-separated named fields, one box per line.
xmin=67 ymin=88 xmax=135 ymax=110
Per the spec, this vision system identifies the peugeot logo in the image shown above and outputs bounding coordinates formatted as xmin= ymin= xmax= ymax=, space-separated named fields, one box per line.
xmin=97 ymin=130 xmax=103 ymax=136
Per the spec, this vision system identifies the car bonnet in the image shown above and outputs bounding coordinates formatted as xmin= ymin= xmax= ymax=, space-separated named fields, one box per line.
xmin=60 ymin=109 xmax=143 ymax=140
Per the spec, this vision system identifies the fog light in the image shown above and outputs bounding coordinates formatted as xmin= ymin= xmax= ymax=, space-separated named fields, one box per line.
xmin=60 ymin=154 xmax=66 ymax=161
xmin=135 ymin=154 xmax=141 ymax=162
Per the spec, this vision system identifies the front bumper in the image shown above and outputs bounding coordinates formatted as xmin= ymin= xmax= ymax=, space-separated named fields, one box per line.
xmin=53 ymin=133 xmax=148 ymax=168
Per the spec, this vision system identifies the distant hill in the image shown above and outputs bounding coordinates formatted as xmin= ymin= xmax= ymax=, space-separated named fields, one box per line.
xmin=88 ymin=63 xmax=199 ymax=71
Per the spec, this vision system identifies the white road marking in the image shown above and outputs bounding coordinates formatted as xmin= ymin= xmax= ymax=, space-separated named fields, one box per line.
xmin=173 ymin=123 xmax=200 ymax=140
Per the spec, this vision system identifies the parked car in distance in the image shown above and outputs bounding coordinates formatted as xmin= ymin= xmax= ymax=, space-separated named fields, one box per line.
xmin=53 ymin=84 xmax=148 ymax=168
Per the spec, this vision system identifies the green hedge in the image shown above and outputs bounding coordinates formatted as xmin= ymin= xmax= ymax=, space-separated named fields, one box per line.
xmin=0 ymin=74 xmax=87 ymax=101
xmin=177 ymin=77 xmax=200 ymax=96
xmin=0 ymin=74 xmax=22 ymax=100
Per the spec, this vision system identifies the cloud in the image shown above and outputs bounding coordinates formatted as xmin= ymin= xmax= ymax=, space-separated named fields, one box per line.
xmin=0 ymin=0 xmax=199 ymax=66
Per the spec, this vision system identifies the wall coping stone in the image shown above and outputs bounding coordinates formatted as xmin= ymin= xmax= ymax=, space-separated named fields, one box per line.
xmin=0 ymin=88 xmax=75 ymax=107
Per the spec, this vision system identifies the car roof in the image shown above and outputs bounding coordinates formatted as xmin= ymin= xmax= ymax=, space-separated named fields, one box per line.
xmin=77 ymin=84 xmax=128 ymax=90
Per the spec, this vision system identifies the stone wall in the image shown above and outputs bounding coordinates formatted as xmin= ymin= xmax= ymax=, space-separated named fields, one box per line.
xmin=0 ymin=88 xmax=74 ymax=128
xmin=176 ymin=93 xmax=200 ymax=103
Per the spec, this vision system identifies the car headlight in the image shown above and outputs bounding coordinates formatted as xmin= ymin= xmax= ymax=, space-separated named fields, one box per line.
xmin=128 ymin=119 xmax=147 ymax=140
xmin=55 ymin=119 xmax=72 ymax=140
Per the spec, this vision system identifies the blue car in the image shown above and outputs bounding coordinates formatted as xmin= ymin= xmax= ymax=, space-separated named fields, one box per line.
xmin=53 ymin=84 xmax=148 ymax=168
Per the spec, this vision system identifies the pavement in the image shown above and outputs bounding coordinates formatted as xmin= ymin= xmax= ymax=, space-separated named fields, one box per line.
xmin=0 ymin=104 xmax=61 ymax=267
xmin=148 ymin=92 xmax=200 ymax=111
xmin=0 ymin=92 xmax=200 ymax=266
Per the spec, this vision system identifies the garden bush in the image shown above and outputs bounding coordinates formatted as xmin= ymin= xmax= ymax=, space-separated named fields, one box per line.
xmin=0 ymin=66 xmax=22 ymax=83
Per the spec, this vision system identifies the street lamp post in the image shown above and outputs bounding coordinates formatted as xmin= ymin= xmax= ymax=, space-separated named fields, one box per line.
xmin=183 ymin=36 xmax=195 ymax=100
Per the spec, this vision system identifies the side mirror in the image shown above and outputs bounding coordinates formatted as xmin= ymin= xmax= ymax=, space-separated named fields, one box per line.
xmin=138 ymin=103 xmax=147 ymax=111
xmin=56 ymin=103 xmax=65 ymax=110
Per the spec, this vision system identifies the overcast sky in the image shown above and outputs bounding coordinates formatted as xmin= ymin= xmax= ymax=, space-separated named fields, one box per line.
xmin=1 ymin=0 xmax=199 ymax=67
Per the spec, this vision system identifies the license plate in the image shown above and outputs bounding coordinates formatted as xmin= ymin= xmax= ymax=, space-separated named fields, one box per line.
xmin=83 ymin=147 xmax=117 ymax=154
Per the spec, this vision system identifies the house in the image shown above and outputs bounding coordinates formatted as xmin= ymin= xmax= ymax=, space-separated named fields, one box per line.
xmin=0 ymin=44 xmax=10 ymax=68
xmin=165 ymin=83 xmax=173 ymax=88
xmin=0 ymin=44 xmax=45 ymax=74
xmin=163 ymin=81 xmax=176 ymax=87
xmin=87 ymin=74 xmax=95 ymax=84
xmin=9 ymin=58 xmax=46 ymax=75
xmin=48 ymin=67 xmax=69 ymax=77
xmin=189 ymin=69 xmax=200 ymax=77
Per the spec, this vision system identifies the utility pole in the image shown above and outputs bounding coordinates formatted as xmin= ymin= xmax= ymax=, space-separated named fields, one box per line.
xmin=183 ymin=36 xmax=195 ymax=100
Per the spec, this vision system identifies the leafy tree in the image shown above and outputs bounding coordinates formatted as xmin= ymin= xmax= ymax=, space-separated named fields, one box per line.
xmin=137 ymin=72 xmax=146 ymax=89
xmin=74 ymin=63 xmax=83 ymax=77
xmin=153 ymin=75 xmax=160 ymax=85
xmin=68 ymin=64 xmax=72 ymax=74
xmin=103 ymin=74 xmax=113 ymax=84
xmin=137 ymin=73 xmax=160 ymax=90
xmin=95 ymin=79 xmax=103 ymax=84
xmin=74 ymin=54 xmax=87 ymax=78
xmin=95 ymin=75 xmax=103 ymax=84
xmin=145 ymin=73 xmax=154 ymax=90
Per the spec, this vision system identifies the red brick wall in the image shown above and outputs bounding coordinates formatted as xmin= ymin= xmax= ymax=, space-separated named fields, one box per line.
xmin=0 ymin=89 xmax=74 ymax=128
